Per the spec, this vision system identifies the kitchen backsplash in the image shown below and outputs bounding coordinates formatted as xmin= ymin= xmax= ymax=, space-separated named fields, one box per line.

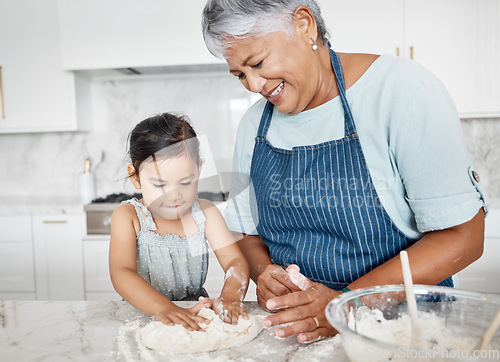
xmin=0 ymin=73 xmax=499 ymax=205
xmin=461 ymin=118 xmax=500 ymax=200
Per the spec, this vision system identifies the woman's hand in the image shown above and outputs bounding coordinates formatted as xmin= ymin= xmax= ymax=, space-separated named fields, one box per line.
xmin=154 ymin=302 xmax=210 ymax=331
xmin=256 ymin=264 xmax=302 ymax=310
xmin=211 ymin=294 xmax=249 ymax=325
xmin=261 ymin=270 xmax=341 ymax=343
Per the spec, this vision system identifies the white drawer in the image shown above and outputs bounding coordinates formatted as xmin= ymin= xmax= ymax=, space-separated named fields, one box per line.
xmin=0 ymin=242 xmax=35 ymax=292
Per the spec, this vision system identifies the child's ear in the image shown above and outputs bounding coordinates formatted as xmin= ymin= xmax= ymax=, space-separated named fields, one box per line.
xmin=127 ymin=164 xmax=141 ymax=189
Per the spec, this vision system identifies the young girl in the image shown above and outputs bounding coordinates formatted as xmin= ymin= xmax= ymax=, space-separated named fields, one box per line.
xmin=109 ymin=112 xmax=250 ymax=331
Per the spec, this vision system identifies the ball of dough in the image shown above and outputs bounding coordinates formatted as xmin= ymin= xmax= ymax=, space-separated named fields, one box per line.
xmin=141 ymin=307 xmax=263 ymax=354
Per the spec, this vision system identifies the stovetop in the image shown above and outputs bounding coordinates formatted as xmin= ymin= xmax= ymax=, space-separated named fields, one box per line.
xmin=90 ymin=192 xmax=142 ymax=204
xmin=84 ymin=191 xmax=228 ymax=212
xmin=89 ymin=191 xmax=228 ymax=204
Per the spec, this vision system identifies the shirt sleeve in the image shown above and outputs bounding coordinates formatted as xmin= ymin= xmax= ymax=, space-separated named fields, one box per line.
xmin=390 ymin=63 xmax=489 ymax=232
xmin=222 ymin=100 xmax=265 ymax=235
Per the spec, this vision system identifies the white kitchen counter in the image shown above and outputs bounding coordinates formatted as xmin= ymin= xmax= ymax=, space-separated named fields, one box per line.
xmin=0 ymin=300 xmax=348 ymax=361
xmin=0 ymin=196 xmax=85 ymax=215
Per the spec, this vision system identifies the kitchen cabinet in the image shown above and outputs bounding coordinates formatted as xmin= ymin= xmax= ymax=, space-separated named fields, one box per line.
xmin=32 ymin=214 xmax=85 ymax=300
xmin=0 ymin=0 xmax=90 ymax=133
xmin=456 ymin=208 xmax=500 ymax=293
xmin=0 ymin=216 xmax=36 ymax=300
xmin=56 ymin=0 xmax=223 ymax=70
xmin=318 ymin=0 xmax=500 ymax=117
xmin=82 ymin=235 xmax=121 ymax=301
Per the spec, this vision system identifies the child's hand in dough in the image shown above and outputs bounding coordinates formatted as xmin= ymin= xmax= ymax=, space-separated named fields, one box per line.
xmin=212 ymin=295 xmax=248 ymax=325
xmin=154 ymin=302 xmax=210 ymax=331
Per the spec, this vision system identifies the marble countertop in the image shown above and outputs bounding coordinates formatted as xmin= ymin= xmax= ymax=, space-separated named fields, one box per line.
xmin=0 ymin=300 xmax=348 ymax=361
xmin=0 ymin=196 xmax=85 ymax=215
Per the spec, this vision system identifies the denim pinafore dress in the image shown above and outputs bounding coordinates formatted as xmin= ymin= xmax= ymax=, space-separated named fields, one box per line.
xmin=249 ymin=48 xmax=453 ymax=290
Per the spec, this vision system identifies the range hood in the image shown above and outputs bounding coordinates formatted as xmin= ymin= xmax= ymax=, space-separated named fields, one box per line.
xmin=75 ymin=63 xmax=230 ymax=80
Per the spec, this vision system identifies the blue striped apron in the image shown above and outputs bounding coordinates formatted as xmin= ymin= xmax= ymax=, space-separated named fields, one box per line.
xmin=249 ymin=48 xmax=453 ymax=290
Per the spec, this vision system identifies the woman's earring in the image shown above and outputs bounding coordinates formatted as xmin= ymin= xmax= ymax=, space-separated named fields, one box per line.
xmin=311 ymin=38 xmax=318 ymax=51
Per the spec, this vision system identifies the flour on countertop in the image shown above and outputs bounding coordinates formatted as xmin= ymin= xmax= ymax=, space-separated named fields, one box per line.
xmin=288 ymin=335 xmax=343 ymax=361
xmin=116 ymin=318 xmax=147 ymax=362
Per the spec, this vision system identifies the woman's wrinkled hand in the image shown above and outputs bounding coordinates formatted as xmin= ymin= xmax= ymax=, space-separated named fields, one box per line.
xmin=261 ymin=268 xmax=341 ymax=343
xmin=256 ymin=264 xmax=302 ymax=311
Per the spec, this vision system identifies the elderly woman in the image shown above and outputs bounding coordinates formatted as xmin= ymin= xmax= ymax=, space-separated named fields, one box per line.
xmin=202 ymin=0 xmax=489 ymax=343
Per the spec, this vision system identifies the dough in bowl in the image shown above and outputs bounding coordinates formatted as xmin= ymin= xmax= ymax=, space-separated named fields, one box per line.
xmin=140 ymin=307 xmax=263 ymax=354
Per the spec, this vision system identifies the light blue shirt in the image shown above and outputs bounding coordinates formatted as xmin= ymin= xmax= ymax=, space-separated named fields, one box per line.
xmin=224 ymin=54 xmax=488 ymax=239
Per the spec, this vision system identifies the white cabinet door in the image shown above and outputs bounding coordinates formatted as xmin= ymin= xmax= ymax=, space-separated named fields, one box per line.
xmin=0 ymin=242 xmax=35 ymax=292
xmin=404 ymin=0 xmax=498 ymax=117
xmin=318 ymin=0 xmax=404 ymax=56
xmin=319 ymin=0 xmax=500 ymax=117
xmin=83 ymin=239 xmax=113 ymax=292
xmin=0 ymin=0 xmax=88 ymax=133
xmin=57 ymin=0 xmax=222 ymax=70
xmin=0 ymin=216 xmax=35 ymax=295
xmin=82 ymin=237 xmax=121 ymax=300
xmin=32 ymin=215 xmax=85 ymax=300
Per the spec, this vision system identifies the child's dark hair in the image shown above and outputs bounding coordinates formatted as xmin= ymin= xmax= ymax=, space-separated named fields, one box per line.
xmin=128 ymin=113 xmax=200 ymax=177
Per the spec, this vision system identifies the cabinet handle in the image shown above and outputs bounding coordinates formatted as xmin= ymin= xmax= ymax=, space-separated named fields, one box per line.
xmin=0 ymin=66 xmax=5 ymax=118
xmin=43 ymin=220 xmax=68 ymax=224
xmin=396 ymin=47 xmax=400 ymax=56
xmin=410 ymin=46 xmax=414 ymax=60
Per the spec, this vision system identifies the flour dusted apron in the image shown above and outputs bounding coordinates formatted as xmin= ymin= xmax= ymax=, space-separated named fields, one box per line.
xmin=249 ymin=47 xmax=453 ymax=290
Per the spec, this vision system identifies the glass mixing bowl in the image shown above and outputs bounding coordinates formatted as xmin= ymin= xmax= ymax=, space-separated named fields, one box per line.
xmin=325 ymin=285 xmax=500 ymax=361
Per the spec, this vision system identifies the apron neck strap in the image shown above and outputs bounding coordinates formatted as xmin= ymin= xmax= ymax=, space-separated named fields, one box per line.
xmin=328 ymin=46 xmax=357 ymax=136
xmin=256 ymin=101 xmax=274 ymax=139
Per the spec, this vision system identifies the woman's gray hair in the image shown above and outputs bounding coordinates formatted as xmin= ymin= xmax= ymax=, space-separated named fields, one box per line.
xmin=202 ymin=0 xmax=329 ymax=58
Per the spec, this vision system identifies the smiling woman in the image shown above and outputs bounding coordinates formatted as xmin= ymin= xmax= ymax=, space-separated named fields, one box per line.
xmin=207 ymin=4 xmax=336 ymax=115
xmin=223 ymin=31 xmax=330 ymax=115
xmin=202 ymin=0 xmax=489 ymax=343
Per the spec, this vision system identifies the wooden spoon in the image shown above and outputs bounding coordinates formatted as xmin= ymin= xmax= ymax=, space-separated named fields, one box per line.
xmin=400 ymin=250 xmax=422 ymax=347
xmin=475 ymin=308 xmax=500 ymax=351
